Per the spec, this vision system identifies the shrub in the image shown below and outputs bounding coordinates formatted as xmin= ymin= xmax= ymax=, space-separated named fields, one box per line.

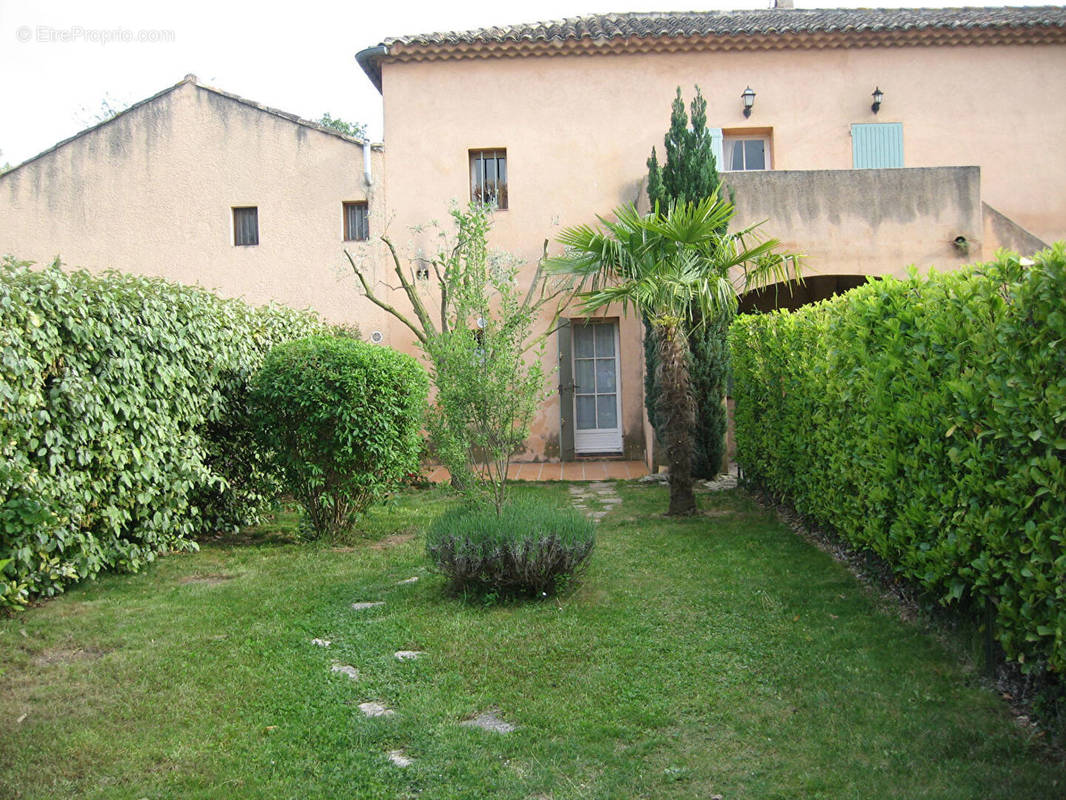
xmin=426 ymin=498 xmax=595 ymax=594
xmin=0 ymin=258 xmax=326 ymax=608
xmin=249 ymin=336 xmax=428 ymax=539
xmin=730 ymin=245 xmax=1066 ymax=674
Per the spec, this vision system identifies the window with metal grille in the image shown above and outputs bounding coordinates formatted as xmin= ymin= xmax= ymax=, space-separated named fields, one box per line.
xmin=343 ymin=201 xmax=369 ymax=241
xmin=469 ymin=149 xmax=508 ymax=209
xmin=233 ymin=206 xmax=259 ymax=246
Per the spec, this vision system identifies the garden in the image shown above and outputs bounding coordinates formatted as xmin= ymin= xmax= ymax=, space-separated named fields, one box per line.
xmin=3 ymin=483 xmax=1062 ymax=799
xmin=2 ymin=89 xmax=1065 ymax=797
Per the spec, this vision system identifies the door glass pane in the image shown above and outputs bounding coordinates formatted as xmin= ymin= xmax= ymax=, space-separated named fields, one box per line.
xmin=574 ymin=325 xmax=594 ymax=358
xmin=745 ymin=140 xmax=766 ymax=170
xmin=576 ymin=396 xmax=596 ymax=429
xmin=596 ymin=395 xmax=618 ymax=429
xmin=595 ymin=358 xmax=616 ymax=393
xmin=575 ymin=360 xmax=595 ymax=392
xmin=594 ymin=324 xmax=615 ymax=357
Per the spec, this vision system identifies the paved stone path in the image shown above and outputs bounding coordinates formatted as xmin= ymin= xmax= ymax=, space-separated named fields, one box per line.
xmin=568 ymin=481 xmax=622 ymax=523
xmin=638 ymin=463 xmax=739 ymax=492
xmin=330 ymin=664 xmax=359 ymax=680
xmin=358 ymin=701 xmax=394 ymax=717
xmin=387 ymin=749 xmax=414 ymax=767
xmin=350 ymin=601 xmax=384 ymax=611
xmin=460 ymin=709 xmax=517 ymax=734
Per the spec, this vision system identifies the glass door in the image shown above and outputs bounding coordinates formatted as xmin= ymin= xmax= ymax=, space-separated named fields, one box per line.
xmin=573 ymin=320 xmax=622 ymax=454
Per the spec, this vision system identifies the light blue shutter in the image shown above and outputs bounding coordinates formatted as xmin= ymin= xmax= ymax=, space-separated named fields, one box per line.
xmin=709 ymin=127 xmax=724 ymax=172
xmin=852 ymin=123 xmax=903 ymax=169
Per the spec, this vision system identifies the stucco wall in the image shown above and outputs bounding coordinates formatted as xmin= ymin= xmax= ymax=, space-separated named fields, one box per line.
xmin=724 ymin=166 xmax=983 ymax=276
xmin=0 ymin=79 xmax=388 ymax=332
xmin=379 ymin=40 xmax=1065 ymax=461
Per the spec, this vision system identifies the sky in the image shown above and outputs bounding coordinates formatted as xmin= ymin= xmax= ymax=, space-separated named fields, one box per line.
xmin=0 ymin=0 xmax=1035 ymax=166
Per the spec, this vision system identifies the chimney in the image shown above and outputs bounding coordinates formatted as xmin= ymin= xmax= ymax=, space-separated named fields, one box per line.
xmin=774 ymin=0 xmax=795 ymax=8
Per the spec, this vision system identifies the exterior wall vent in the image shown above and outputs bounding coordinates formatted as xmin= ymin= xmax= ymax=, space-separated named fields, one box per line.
xmin=369 ymin=330 xmax=384 ymax=344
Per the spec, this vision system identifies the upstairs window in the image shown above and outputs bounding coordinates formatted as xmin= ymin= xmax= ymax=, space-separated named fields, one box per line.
xmin=852 ymin=123 xmax=903 ymax=169
xmin=233 ymin=206 xmax=259 ymax=246
xmin=724 ymin=136 xmax=770 ymax=171
xmin=470 ymin=149 xmax=507 ymax=209
xmin=343 ymin=201 xmax=369 ymax=241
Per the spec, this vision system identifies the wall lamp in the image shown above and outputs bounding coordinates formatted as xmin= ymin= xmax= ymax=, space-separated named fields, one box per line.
xmin=871 ymin=87 xmax=884 ymax=114
xmin=741 ymin=86 xmax=756 ymax=118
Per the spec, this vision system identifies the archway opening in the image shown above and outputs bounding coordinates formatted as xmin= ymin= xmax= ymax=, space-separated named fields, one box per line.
xmin=738 ymin=274 xmax=870 ymax=314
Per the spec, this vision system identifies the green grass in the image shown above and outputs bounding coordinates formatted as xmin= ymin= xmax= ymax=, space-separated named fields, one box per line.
xmin=1 ymin=484 xmax=1062 ymax=799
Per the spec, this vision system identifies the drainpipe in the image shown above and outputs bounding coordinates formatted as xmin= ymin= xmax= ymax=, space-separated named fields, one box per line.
xmin=363 ymin=143 xmax=373 ymax=187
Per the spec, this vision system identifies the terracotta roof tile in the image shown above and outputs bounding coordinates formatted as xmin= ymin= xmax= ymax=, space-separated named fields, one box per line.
xmin=382 ymin=7 xmax=1066 ymax=47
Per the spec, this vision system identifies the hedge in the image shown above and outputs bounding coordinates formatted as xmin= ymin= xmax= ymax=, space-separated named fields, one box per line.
xmin=250 ymin=335 xmax=428 ymax=539
xmin=0 ymin=257 xmax=327 ymax=608
xmin=730 ymin=245 xmax=1066 ymax=673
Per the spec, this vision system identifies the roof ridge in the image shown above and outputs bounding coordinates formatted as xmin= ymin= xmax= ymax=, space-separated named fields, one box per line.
xmin=2 ymin=76 xmax=375 ymax=178
xmin=378 ymin=6 xmax=1066 ymax=47
xmin=356 ymin=6 xmax=1066 ymax=91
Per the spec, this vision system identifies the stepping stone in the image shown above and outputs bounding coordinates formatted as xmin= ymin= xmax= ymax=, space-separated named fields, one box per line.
xmin=603 ymin=497 xmax=622 ymax=504
xmin=351 ymin=601 xmax=385 ymax=611
xmin=387 ymin=749 xmax=413 ymax=767
xmin=461 ymin=709 xmax=516 ymax=734
xmin=394 ymin=650 xmax=425 ymax=661
xmin=330 ymin=664 xmax=359 ymax=680
xmin=396 ymin=576 xmax=419 ymax=585
xmin=589 ymin=511 xmax=607 ymax=520
xmin=311 ymin=638 xmax=331 ymax=647
xmin=358 ymin=701 xmax=395 ymax=718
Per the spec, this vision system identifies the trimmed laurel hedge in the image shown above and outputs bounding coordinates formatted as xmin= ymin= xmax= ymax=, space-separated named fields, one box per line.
xmin=250 ymin=336 xmax=428 ymax=539
xmin=0 ymin=258 xmax=326 ymax=608
xmin=730 ymin=245 xmax=1066 ymax=673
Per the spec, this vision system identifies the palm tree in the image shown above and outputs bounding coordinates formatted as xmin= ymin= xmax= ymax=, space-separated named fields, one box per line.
xmin=548 ymin=194 xmax=799 ymax=516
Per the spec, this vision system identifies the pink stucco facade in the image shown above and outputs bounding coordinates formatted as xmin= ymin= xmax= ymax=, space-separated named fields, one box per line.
xmin=3 ymin=11 xmax=1064 ymax=467
xmin=372 ymin=28 xmax=1066 ymax=463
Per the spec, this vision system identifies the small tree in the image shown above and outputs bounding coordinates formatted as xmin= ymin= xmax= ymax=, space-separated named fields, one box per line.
xmin=646 ymin=86 xmax=735 ymax=478
xmin=317 ymin=113 xmax=368 ymax=140
xmin=345 ymin=203 xmax=564 ymax=512
xmin=249 ymin=336 xmax=428 ymax=538
xmin=646 ymin=86 xmax=724 ymax=211
xmin=549 ymin=196 xmax=798 ymax=516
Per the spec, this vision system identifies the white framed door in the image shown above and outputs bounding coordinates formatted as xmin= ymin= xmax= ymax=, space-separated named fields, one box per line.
xmin=572 ymin=320 xmax=623 ymax=454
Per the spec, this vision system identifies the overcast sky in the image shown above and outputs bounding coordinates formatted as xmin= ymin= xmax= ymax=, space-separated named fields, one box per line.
xmin=0 ymin=0 xmax=1032 ymax=166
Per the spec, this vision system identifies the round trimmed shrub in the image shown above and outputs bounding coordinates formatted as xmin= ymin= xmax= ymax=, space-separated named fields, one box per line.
xmin=250 ymin=336 xmax=428 ymax=539
xmin=426 ymin=498 xmax=595 ymax=595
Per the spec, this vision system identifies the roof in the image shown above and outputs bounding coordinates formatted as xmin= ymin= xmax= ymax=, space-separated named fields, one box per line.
xmin=356 ymin=6 xmax=1066 ymax=90
xmin=3 ymin=75 xmax=375 ymax=179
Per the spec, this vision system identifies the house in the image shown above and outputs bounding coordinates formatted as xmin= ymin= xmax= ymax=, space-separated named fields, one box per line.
xmin=356 ymin=5 xmax=1066 ymax=463
xmin=0 ymin=75 xmax=388 ymax=332
xmin=3 ymin=8 xmax=1064 ymax=468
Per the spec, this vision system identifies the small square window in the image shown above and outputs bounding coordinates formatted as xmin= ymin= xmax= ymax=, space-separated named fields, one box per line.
xmin=343 ymin=201 xmax=369 ymax=241
xmin=723 ymin=136 xmax=771 ymax=171
xmin=470 ymin=149 xmax=507 ymax=209
xmin=233 ymin=206 xmax=259 ymax=246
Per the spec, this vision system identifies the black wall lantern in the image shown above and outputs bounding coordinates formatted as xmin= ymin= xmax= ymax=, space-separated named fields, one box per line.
xmin=871 ymin=87 xmax=884 ymax=114
xmin=741 ymin=86 xmax=756 ymax=118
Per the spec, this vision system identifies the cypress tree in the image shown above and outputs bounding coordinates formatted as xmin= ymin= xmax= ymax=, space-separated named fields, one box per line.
xmin=645 ymin=86 xmax=731 ymax=478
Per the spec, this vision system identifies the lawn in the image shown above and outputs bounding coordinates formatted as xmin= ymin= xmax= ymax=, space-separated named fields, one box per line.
xmin=1 ymin=483 xmax=1061 ymax=799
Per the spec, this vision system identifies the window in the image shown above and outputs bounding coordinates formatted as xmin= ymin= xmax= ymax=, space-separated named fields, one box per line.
xmin=852 ymin=123 xmax=903 ymax=169
xmin=470 ymin=149 xmax=507 ymax=209
xmin=233 ymin=206 xmax=259 ymax=246
xmin=723 ymin=136 xmax=770 ymax=171
xmin=343 ymin=201 xmax=369 ymax=241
